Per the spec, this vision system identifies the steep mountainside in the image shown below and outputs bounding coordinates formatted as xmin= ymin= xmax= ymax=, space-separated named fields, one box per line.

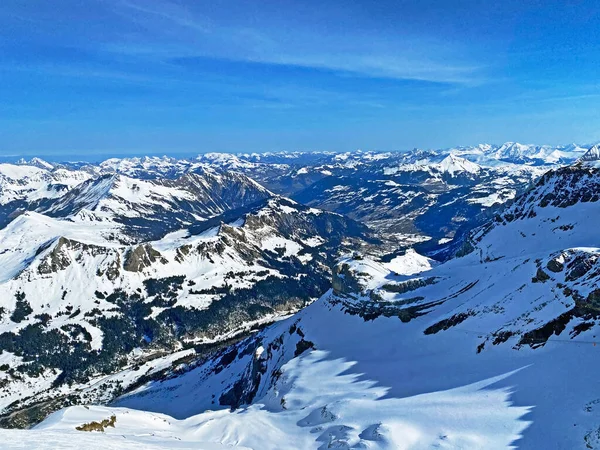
xmin=580 ymin=144 xmax=600 ymax=162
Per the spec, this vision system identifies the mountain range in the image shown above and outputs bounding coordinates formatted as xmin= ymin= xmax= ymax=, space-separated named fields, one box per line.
xmin=0 ymin=142 xmax=599 ymax=448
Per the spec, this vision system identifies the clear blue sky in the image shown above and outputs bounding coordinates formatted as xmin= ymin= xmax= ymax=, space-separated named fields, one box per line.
xmin=1 ymin=0 xmax=600 ymax=159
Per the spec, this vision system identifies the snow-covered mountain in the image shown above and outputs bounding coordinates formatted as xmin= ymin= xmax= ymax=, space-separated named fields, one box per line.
xmin=0 ymin=163 xmax=90 ymax=205
xmin=385 ymin=153 xmax=483 ymax=176
xmin=0 ymin=163 xmax=93 ymax=230
xmin=1 ymin=145 xmax=557 ymax=249
xmin=485 ymin=141 xmax=588 ymax=165
xmin=0 ymin=193 xmax=374 ymax=427
xmin=15 ymin=157 xmax=55 ymax=171
xmin=580 ymin=144 xmax=600 ymax=162
xmin=1 ymin=144 xmax=599 ymax=449
xmin=41 ymin=170 xmax=273 ymax=242
xmin=20 ymin=160 xmax=599 ymax=449
xmin=97 ymin=156 xmax=196 ymax=179
xmin=293 ymin=154 xmax=545 ymax=250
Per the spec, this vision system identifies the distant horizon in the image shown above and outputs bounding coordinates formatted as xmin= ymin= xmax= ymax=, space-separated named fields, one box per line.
xmin=0 ymin=140 xmax=596 ymax=165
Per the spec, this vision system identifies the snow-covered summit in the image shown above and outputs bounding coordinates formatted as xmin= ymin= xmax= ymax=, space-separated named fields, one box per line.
xmin=491 ymin=141 xmax=540 ymax=160
xmin=438 ymin=153 xmax=481 ymax=175
xmin=16 ymin=157 xmax=55 ymax=170
xmin=196 ymin=152 xmax=259 ymax=170
xmin=0 ymin=163 xmax=90 ymax=205
xmin=580 ymin=144 xmax=600 ymax=162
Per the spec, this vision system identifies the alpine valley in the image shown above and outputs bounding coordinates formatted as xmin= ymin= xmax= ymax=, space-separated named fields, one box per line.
xmin=1 ymin=142 xmax=600 ymax=449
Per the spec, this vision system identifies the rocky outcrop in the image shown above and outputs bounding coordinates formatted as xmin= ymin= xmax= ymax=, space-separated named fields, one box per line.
xmin=38 ymin=237 xmax=115 ymax=275
xmin=381 ymin=277 xmax=437 ymax=294
xmin=95 ymin=254 xmax=121 ymax=281
xmin=566 ymin=253 xmax=598 ymax=281
xmin=585 ymin=290 xmax=600 ymax=310
xmin=37 ymin=237 xmax=73 ymax=274
xmin=532 ymin=267 xmax=550 ymax=283
xmin=546 ymin=257 xmax=564 ymax=273
xmin=332 ymin=262 xmax=367 ymax=296
xmin=123 ymin=244 xmax=167 ymax=272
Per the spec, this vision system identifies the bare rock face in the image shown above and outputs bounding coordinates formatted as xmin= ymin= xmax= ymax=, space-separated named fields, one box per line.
xmin=123 ymin=244 xmax=167 ymax=272
xmin=332 ymin=261 xmax=367 ymax=296
xmin=566 ymin=253 xmax=598 ymax=282
xmin=586 ymin=290 xmax=600 ymax=310
xmin=38 ymin=237 xmax=72 ymax=274
xmin=546 ymin=256 xmax=564 ymax=273
xmin=37 ymin=237 xmax=116 ymax=275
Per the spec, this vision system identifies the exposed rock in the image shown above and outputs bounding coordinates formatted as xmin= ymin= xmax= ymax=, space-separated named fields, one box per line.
xmin=546 ymin=257 xmax=564 ymax=273
xmin=76 ymin=415 xmax=116 ymax=432
xmin=96 ymin=254 xmax=121 ymax=281
xmin=174 ymin=244 xmax=192 ymax=263
xmin=532 ymin=267 xmax=550 ymax=283
xmin=123 ymin=244 xmax=167 ymax=272
xmin=566 ymin=254 xmax=597 ymax=281
xmin=586 ymin=290 xmax=600 ymax=310
xmin=424 ymin=311 xmax=474 ymax=335
xmin=294 ymin=339 xmax=315 ymax=357
xmin=38 ymin=237 xmax=120 ymax=276
xmin=332 ymin=263 xmax=365 ymax=296
xmin=381 ymin=277 xmax=437 ymax=294
xmin=38 ymin=237 xmax=72 ymax=274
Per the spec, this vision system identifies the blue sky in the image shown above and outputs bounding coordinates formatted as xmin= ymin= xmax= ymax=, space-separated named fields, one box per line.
xmin=1 ymin=0 xmax=600 ymax=159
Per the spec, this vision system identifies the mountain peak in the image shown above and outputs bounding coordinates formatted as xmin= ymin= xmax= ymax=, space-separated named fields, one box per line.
xmin=580 ymin=144 xmax=600 ymax=162
xmin=438 ymin=153 xmax=481 ymax=175
xmin=196 ymin=152 xmax=257 ymax=169
xmin=16 ymin=157 xmax=54 ymax=170
xmin=492 ymin=142 xmax=538 ymax=159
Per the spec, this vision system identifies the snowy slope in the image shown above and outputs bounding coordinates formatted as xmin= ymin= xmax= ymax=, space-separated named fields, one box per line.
xmin=1 ymin=405 xmax=246 ymax=449
xmin=437 ymin=154 xmax=481 ymax=175
xmin=580 ymin=144 xmax=600 ymax=162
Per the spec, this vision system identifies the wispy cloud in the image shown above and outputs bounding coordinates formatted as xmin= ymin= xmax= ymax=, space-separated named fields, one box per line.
xmin=105 ymin=0 xmax=487 ymax=85
xmin=116 ymin=0 xmax=211 ymax=33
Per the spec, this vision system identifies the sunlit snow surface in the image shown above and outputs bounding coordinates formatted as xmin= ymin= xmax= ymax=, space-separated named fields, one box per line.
xmin=383 ymin=248 xmax=437 ymax=275
xmin=0 ymin=353 xmax=530 ymax=449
